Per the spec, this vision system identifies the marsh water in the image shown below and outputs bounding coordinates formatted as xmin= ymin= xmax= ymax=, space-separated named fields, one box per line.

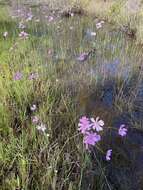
xmin=1 ymin=2 xmax=143 ymax=189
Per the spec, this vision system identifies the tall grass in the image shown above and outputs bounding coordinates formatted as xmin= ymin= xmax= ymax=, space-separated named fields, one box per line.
xmin=0 ymin=3 xmax=143 ymax=190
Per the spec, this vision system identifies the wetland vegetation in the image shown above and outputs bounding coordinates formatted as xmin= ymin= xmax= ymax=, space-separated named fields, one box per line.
xmin=0 ymin=0 xmax=143 ymax=190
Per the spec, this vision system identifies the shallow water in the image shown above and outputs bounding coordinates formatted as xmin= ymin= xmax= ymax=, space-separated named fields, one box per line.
xmin=1 ymin=2 xmax=143 ymax=189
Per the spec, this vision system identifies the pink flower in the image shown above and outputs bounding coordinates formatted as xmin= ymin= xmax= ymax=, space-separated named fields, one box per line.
xmin=106 ymin=149 xmax=112 ymax=161
xmin=77 ymin=52 xmax=90 ymax=62
xmin=78 ymin=116 xmax=91 ymax=134
xmin=32 ymin=116 xmax=39 ymax=124
xmin=48 ymin=49 xmax=53 ymax=56
xmin=70 ymin=13 xmax=74 ymax=17
xmin=16 ymin=9 xmax=21 ymax=13
xmin=26 ymin=13 xmax=33 ymax=21
xmin=3 ymin=31 xmax=8 ymax=38
xmin=13 ymin=72 xmax=23 ymax=80
xmin=19 ymin=31 xmax=29 ymax=39
xmin=48 ymin=16 xmax=54 ymax=22
xmin=30 ymin=104 xmax=37 ymax=111
xmin=90 ymin=117 xmax=104 ymax=132
xmin=83 ymin=132 xmax=101 ymax=149
xmin=118 ymin=124 xmax=128 ymax=137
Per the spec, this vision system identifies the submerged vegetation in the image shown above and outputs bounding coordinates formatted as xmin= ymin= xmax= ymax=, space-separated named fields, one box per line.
xmin=0 ymin=1 xmax=143 ymax=190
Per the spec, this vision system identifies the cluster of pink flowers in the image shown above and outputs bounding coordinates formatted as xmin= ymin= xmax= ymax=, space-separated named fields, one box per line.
xmin=2 ymin=30 xmax=29 ymax=40
xmin=78 ymin=116 xmax=104 ymax=150
xmin=13 ymin=72 xmax=38 ymax=81
xmin=30 ymin=105 xmax=49 ymax=134
xmin=78 ymin=116 xmax=128 ymax=161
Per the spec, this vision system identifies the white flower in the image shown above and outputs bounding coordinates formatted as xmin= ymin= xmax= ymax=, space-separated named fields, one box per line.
xmin=100 ymin=20 xmax=105 ymax=24
xmin=36 ymin=123 xmax=46 ymax=132
xmin=70 ymin=13 xmax=74 ymax=17
xmin=30 ymin=104 xmax=37 ymax=111
xmin=96 ymin=22 xmax=102 ymax=29
xmin=3 ymin=31 xmax=8 ymax=38
xmin=26 ymin=13 xmax=33 ymax=21
xmin=90 ymin=32 xmax=96 ymax=36
xmin=18 ymin=22 xmax=26 ymax=29
xmin=90 ymin=117 xmax=104 ymax=132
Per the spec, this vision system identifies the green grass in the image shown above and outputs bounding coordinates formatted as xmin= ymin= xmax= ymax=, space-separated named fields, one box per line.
xmin=0 ymin=3 xmax=143 ymax=190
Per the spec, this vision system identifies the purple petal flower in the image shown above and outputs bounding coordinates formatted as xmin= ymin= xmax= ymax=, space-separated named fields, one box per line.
xmin=118 ymin=124 xmax=128 ymax=137
xmin=78 ymin=116 xmax=91 ymax=134
xmin=16 ymin=9 xmax=21 ymax=13
xmin=90 ymin=117 xmax=104 ymax=132
xmin=48 ymin=16 xmax=54 ymax=22
xmin=77 ymin=52 xmax=89 ymax=62
xmin=26 ymin=13 xmax=33 ymax=21
xmin=32 ymin=116 xmax=39 ymax=124
xmin=106 ymin=149 xmax=112 ymax=161
xmin=19 ymin=31 xmax=29 ymax=39
xmin=83 ymin=132 xmax=101 ymax=149
xmin=13 ymin=72 xmax=23 ymax=80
